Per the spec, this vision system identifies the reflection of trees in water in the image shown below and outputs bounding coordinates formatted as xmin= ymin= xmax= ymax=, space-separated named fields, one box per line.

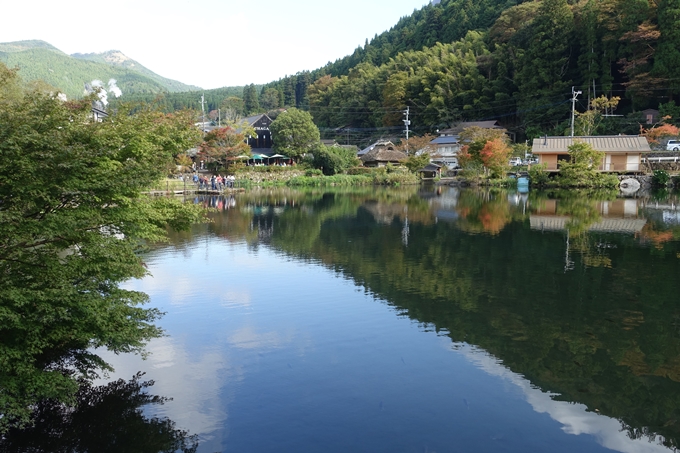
xmin=205 ymin=187 xmax=680 ymax=450
xmin=161 ymin=187 xmax=680 ymax=448
xmin=0 ymin=373 xmax=198 ymax=453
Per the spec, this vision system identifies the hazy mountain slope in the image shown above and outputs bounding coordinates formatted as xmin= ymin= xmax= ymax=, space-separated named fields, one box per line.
xmin=71 ymin=50 xmax=201 ymax=92
xmin=0 ymin=40 xmax=200 ymax=98
xmin=0 ymin=40 xmax=64 ymax=53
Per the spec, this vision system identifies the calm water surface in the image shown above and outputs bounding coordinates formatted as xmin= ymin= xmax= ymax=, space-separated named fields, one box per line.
xmin=101 ymin=187 xmax=680 ymax=452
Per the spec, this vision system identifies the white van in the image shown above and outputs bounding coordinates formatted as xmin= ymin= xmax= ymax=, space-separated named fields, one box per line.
xmin=666 ymin=140 xmax=680 ymax=151
xmin=509 ymin=157 xmax=522 ymax=166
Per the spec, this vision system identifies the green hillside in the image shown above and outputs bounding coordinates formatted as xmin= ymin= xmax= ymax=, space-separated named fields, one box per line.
xmin=0 ymin=40 xmax=64 ymax=53
xmin=253 ymin=0 xmax=680 ymax=142
xmin=71 ymin=50 xmax=200 ymax=93
xmin=0 ymin=40 xmax=200 ymax=99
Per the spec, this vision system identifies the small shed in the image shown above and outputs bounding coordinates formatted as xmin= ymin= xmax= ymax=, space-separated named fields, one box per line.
xmin=418 ymin=163 xmax=441 ymax=178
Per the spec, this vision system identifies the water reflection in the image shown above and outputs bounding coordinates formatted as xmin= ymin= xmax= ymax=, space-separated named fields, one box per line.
xmin=185 ymin=186 xmax=680 ymax=450
xmin=0 ymin=373 xmax=198 ymax=453
xmin=102 ymin=186 xmax=680 ymax=452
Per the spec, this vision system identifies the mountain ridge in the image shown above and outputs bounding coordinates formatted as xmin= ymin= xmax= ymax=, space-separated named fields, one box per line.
xmin=0 ymin=40 xmax=201 ymax=98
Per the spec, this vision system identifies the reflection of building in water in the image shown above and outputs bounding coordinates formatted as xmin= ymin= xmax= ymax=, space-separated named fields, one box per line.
xmin=639 ymin=200 xmax=680 ymax=226
xmin=530 ymin=198 xmax=647 ymax=234
xmin=251 ymin=217 xmax=274 ymax=241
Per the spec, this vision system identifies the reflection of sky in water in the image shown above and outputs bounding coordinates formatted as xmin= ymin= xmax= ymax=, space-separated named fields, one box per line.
xmin=98 ymin=237 xmax=673 ymax=453
xmin=453 ymin=342 xmax=668 ymax=453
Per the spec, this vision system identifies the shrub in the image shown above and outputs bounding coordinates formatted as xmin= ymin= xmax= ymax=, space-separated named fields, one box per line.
xmin=653 ymin=169 xmax=671 ymax=186
xmin=528 ymin=163 xmax=550 ymax=186
xmin=346 ymin=167 xmax=374 ymax=175
xmin=304 ymin=168 xmax=324 ymax=177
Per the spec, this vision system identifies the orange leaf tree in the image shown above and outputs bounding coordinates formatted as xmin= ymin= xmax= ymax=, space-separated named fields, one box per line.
xmin=198 ymin=125 xmax=253 ymax=170
xmin=458 ymin=126 xmax=510 ymax=177
xmin=479 ymin=138 xmax=512 ymax=177
xmin=641 ymin=123 xmax=680 ymax=144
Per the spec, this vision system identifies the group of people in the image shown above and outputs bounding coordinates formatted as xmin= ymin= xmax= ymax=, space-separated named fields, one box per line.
xmin=192 ymin=173 xmax=236 ymax=191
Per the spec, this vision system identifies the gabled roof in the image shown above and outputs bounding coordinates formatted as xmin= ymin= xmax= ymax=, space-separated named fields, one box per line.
xmin=360 ymin=145 xmax=407 ymax=163
xmin=418 ymin=163 xmax=441 ymax=172
xmin=431 ymin=136 xmax=459 ymax=145
xmin=439 ymin=120 xmax=503 ymax=135
xmin=358 ymin=139 xmax=395 ymax=156
xmin=532 ymin=135 xmax=651 ymax=154
xmin=243 ymin=114 xmax=273 ymax=128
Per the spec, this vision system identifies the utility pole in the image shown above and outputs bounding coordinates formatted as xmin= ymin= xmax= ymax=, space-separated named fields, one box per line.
xmin=403 ymin=106 xmax=411 ymax=153
xmin=570 ymin=87 xmax=582 ymax=137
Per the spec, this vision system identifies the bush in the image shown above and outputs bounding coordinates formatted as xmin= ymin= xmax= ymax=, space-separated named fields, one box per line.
xmin=528 ymin=163 xmax=550 ymax=186
xmin=346 ymin=167 xmax=374 ymax=175
xmin=287 ymin=174 xmax=373 ymax=186
xmin=304 ymin=168 xmax=323 ymax=177
xmin=310 ymin=144 xmax=360 ymax=175
xmin=653 ymin=169 xmax=671 ymax=186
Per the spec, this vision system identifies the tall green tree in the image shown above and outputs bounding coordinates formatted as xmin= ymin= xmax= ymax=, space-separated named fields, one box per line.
xmin=0 ymin=63 xmax=204 ymax=431
xmin=260 ymin=87 xmax=280 ymax=111
xmin=514 ymin=0 xmax=575 ymax=132
xmin=654 ymin=0 xmax=680 ymax=97
xmin=243 ymin=84 xmax=259 ymax=115
xmin=270 ymin=108 xmax=320 ymax=161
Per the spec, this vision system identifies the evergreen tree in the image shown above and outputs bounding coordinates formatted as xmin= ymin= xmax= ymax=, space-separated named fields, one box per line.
xmin=654 ymin=0 xmax=680 ymax=97
xmin=514 ymin=0 xmax=575 ymax=133
xmin=243 ymin=84 xmax=259 ymax=115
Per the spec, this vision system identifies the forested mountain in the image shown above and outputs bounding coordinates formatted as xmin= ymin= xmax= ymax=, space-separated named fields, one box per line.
xmin=0 ymin=40 xmax=200 ymax=99
xmin=11 ymin=0 xmax=680 ymax=143
xmin=245 ymin=0 xmax=680 ymax=143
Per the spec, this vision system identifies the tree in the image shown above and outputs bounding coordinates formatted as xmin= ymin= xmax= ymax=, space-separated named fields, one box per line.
xmin=198 ymin=124 xmax=253 ymax=171
xmin=514 ymin=0 xmax=575 ymax=130
xmin=260 ymin=88 xmax=280 ymax=111
xmin=310 ymin=144 xmax=359 ymax=175
xmin=575 ymin=96 xmax=621 ymax=136
xmin=0 ymin=63 xmax=204 ymax=431
xmin=479 ymin=138 xmax=512 ymax=177
xmin=641 ymin=122 xmax=680 ymax=144
xmin=395 ymin=134 xmax=437 ymax=157
xmin=459 ymin=126 xmax=508 ymax=160
xmin=557 ymin=141 xmax=605 ymax=185
xmin=654 ymin=0 xmax=680 ymax=96
xmin=270 ymin=108 xmax=320 ymax=161
xmin=403 ymin=153 xmax=432 ymax=173
xmin=220 ymin=96 xmax=244 ymax=122
xmin=243 ymin=84 xmax=259 ymax=115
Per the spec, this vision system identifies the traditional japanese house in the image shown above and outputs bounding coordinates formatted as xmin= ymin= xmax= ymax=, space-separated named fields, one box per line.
xmin=531 ymin=135 xmax=651 ymax=172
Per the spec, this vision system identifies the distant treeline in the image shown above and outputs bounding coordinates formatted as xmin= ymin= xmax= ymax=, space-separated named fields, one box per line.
xmin=125 ymin=0 xmax=680 ymax=143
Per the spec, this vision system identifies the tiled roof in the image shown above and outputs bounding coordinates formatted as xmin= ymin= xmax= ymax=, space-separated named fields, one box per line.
xmin=532 ymin=136 xmax=651 ymax=153
xmin=431 ymin=136 xmax=459 ymax=145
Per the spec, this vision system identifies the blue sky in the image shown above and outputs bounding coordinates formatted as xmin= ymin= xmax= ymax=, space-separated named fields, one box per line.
xmin=2 ymin=0 xmax=428 ymax=89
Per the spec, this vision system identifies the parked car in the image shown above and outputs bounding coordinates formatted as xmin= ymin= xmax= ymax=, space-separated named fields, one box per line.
xmin=666 ymin=139 xmax=680 ymax=151
xmin=509 ymin=157 xmax=523 ymax=166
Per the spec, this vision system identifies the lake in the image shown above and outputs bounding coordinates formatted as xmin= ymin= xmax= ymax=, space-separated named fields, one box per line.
xmin=58 ymin=187 xmax=680 ymax=452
